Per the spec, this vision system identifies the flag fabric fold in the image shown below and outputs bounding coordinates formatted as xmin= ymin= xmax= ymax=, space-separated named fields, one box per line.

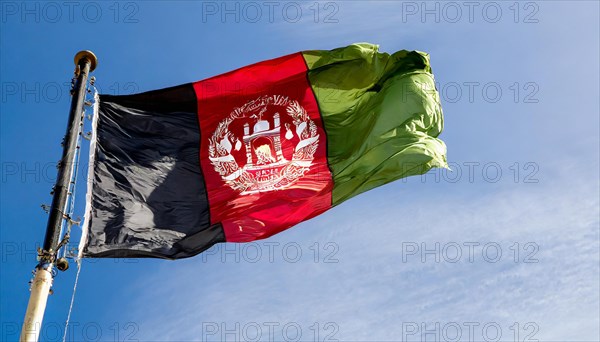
xmin=80 ymin=43 xmax=447 ymax=259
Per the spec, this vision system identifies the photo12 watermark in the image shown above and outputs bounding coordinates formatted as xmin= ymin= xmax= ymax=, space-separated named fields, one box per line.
xmin=436 ymin=81 xmax=540 ymax=104
xmin=403 ymin=161 xmax=540 ymax=184
xmin=1 ymin=81 xmax=139 ymax=104
xmin=401 ymin=321 xmax=539 ymax=342
xmin=201 ymin=321 xmax=339 ymax=342
xmin=200 ymin=1 xmax=339 ymax=24
xmin=1 ymin=242 xmax=140 ymax=264
xmin=401 ymin=241 xmax=540 ymax=264
xmin=2 ymin=321 xmax=139 ymax=342
xmin=398 ymin=1 xmax=540 ymax=24
xmin=1 ymin=1 xmax=140 ymax=24
xmin=201 ymin=241 xmax=340 ymax=264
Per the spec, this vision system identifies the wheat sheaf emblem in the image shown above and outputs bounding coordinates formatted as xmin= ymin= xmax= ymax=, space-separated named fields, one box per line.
xmin=208 ymin=95 xmax=320 ymax=194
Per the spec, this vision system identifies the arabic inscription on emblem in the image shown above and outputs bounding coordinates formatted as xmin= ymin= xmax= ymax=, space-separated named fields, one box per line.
xmin=208 ymin=95 xmax=319 ymax=195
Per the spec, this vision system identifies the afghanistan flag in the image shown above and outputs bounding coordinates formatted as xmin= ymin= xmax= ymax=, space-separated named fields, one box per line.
xmin=79 ymin=43 xmax=447 ymax=259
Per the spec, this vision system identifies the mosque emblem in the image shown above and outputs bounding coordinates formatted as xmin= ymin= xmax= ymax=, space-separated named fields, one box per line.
xmin=208 ymin=95 xmax=320 ymax=194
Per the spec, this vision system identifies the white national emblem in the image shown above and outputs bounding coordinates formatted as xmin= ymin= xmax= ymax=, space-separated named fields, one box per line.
xmin=209 ymin=95 xmax=320 ymax=195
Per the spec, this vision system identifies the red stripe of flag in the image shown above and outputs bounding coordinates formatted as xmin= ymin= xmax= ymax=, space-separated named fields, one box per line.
xmin=194 ymin=53 xmax=333 ymax=242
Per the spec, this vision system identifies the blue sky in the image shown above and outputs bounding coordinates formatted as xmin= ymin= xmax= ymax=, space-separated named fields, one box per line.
xmin=1 ymin=1 xmax=599 ymax=341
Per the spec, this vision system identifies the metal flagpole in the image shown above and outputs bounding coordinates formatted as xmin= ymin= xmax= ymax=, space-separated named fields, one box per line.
xmin=20 ymin=50 xmax=98 ymax=342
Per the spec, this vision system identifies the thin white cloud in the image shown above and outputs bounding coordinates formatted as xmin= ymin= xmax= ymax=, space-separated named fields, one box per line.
xmin=127 ymin=167 xmax=599 ymax=341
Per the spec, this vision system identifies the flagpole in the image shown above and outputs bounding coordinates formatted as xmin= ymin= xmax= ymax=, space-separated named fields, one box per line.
xmin=20 ymin=50 xmax=97 ymax=342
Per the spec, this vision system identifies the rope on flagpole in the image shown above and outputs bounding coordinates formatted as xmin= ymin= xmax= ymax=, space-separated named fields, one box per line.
xmin=61 ymin=259 xmax=82 ymax=342
xmin=61 ymin=84 xmax=97 ymax=342
xmin=77 ymin=82 xmax=99 ymax=261
xmin=56 ymin=77 xmax=96 ymax=260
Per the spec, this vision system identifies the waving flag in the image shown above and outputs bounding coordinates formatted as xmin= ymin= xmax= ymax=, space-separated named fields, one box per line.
xmin=79 ymin=43 xmax=447 ymax=259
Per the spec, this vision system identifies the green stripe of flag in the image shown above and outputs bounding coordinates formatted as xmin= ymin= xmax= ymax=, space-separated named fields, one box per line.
xmin=303 ymin=43 xmax=447 ymax=205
